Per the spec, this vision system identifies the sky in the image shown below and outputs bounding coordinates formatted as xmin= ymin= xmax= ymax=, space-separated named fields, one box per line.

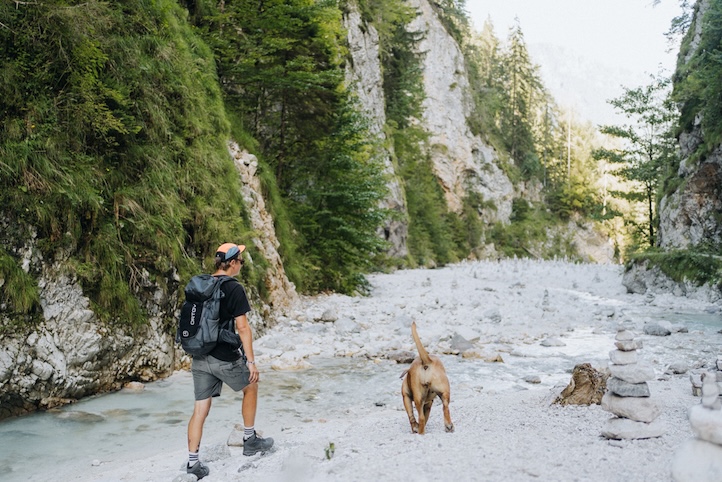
xmin=464 ymin=0 xmax=685 ymax=125
xmin=465 ymin=0 xmax=683 ymax=75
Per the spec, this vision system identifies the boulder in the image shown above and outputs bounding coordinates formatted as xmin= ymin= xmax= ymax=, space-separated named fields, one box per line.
xmin=689 ymin=404 xmax=722 ymax=445
xmin=607 ymin=377 xmax=651 ymax=397
xmin=601 ymin=392 xmax=661 ymax=423
xmin=553 ymin=363 xmax=608 ymax=406
xmin=608 ymin=363 xmax=655 ymax=384
xmin=672 ymin=439 xmax=722 ymax=482
xmin=601 ymin=417 xmax=664 ymax=440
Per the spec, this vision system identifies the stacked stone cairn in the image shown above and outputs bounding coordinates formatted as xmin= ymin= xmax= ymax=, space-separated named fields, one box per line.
xmin=672 ymin=372 xmax=722 ymax=481
xmin=690 ymin=356 xmax=722 ymax=396
xmin=600 ymin=328 xmax=664 ymax=439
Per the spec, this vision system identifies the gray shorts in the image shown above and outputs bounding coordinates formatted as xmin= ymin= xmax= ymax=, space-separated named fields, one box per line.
xmin=191 ymin=355 xmax=251 ymax=400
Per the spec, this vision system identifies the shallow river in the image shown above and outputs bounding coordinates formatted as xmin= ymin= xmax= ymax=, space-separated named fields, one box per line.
xmin=1 ymin=311 xmax=719 ymax=482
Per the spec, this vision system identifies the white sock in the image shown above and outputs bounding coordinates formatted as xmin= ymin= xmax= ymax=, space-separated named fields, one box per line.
xmin=243 ymin=426 xmax=255 ymax=440
xmin=188 ymin=451 xmax=199 ymax=466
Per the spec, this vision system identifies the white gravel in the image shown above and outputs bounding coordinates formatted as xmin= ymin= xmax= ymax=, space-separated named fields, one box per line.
xmin=72 ymin=259 xmax=721 ymax=482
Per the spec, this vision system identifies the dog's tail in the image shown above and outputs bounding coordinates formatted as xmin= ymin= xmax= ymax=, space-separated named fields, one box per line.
xmin=411 ymin=321 xmax=432 ymax=366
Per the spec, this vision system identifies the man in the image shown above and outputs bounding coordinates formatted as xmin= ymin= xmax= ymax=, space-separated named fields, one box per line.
xmin=186 ymin=243 xmax=274 ymax=479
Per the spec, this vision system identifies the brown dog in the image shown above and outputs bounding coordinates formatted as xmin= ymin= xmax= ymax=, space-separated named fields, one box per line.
xmin=401 ymin=322 xmax=454 ymax=434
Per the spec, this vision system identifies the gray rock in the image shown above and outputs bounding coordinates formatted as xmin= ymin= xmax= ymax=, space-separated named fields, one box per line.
xmin=615 ymin=329 xmax=635 ymax=342
xmin=450 ymin=334 xmax=474 ymax=352
xmin=301 ymin=324 xmax=328 ymax=334
xmin=609 ymin=349 xmax=638 ymax=365
xmin=689 ymin=404 xmax=722 ymax=445
xmin=524 ymin=375 xmax=542 ymax=384
xmin=643 ymin=323 xmax=671 ymax=336
xmin=672 ymin=439 xmax=722 ymax=482
xmin=394 ymin=314 xmax=414 ymax=330
xmin=203 ymin=443 xmax=231 ymax=462
xmin=614 ymin=339 xmax=639 ymax=351
xmin=173 ymin=474 xmax=200 ymax=482
xmin=608 ymin=363 xmax=655 ymax=384
xmin=334 ymin=317 xmax=361 ymax=335
xmin=540 ymin=337 xmax=566 ymax=347
xmin=484 ymin=308 xmax=502 ymax=323
xmin=227 ymin=424 xmax=245 ymax=447
xmin=318 ymin=308 xmax=338 ymax=322
xmin=386 ymin=350 xmax=416 ymax=364
xmin=607 ymin=377 xmax=650 ymax=397
xmin=601 ymin=417 xmax=664 ymax=440
xmin=666 ymin=361 xmax=689 ymax=375
xmin=601 ymin=392 xmax=661 ymax=422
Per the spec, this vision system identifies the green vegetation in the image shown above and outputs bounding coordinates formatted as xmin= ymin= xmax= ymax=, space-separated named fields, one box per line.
xmin=594 ymin=75 xmax=677 ymax=249
xmin=0 ymin=0 xmax=255 ymax=325
xmin=3 ymin=0 xmax=717 ymax=332
xmin=185 ymin=0 xmax=389 ymax=294
xmin=674 ymin=0 xmax=722 ymax=154
xmin=629 ymin=249 xmax=722 ymax=288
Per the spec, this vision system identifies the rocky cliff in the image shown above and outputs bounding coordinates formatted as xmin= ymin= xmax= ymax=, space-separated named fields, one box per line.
xmin=408 ymin=0 xmax=513 ymax=222
xmin=0 ymin=139 xmax=298 ymax=419
xmin=344 ymin=0 xmax=513 ymax=257
xmin=623 ymin=0 xmax=722 ymax=301
xmin=1 ymin=0 xmax=519 ymax=418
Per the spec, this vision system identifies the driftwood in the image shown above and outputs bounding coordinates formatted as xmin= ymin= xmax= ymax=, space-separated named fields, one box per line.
xmin=554 ymin=363 xmax=609 ymax=406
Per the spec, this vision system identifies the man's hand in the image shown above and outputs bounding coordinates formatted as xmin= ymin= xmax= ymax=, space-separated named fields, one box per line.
xmin=248 ymin=362 xmax=259 ymax=383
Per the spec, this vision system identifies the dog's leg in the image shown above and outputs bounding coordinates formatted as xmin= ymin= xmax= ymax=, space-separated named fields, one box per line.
xmin=422 ymin=398 xmax=433 ymax=425
xmin=415 ymin=395 xmax=428 ymax=434
xmin=440 ymin=391 xmax=454 ymax=433
xmin=402 ymin=381 xmax=419 ymax=433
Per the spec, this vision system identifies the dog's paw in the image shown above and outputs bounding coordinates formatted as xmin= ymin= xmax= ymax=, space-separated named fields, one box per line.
xmin=411 ymin=422 xmax=419 ymax=434
xmin=445 ymin=423 xmax=455 ymax=433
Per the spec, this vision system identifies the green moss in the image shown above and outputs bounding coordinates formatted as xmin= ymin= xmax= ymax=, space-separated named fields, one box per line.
xmin=0 ymin=0 xmax=259 ymax=327
xmin=629 ymin=249 xmax=722 ymax=288
xmin=0 ymin=250 xmax=40 ymax=315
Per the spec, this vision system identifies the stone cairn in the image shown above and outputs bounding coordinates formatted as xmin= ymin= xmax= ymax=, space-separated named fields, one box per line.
xmin=672 ymin=372 xmax=722 ymax=481
xmin=690 ymin=356 xmax=722 ymax=396
xmin=600 ymin=328 xmax=664 ymax=439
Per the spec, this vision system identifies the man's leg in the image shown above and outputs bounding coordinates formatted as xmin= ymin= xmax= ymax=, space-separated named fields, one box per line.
xmin=241 ymin=382 xmax=274 ymax=455
xmin=188 ymin=397 xmax=212 ymax=452
xmin=241 ymin=382 xmax=258 ymax=427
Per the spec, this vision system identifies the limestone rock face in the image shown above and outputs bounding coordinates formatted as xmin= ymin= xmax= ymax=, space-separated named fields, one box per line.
xmin=229 ymin=143 xmax=298 ymax=317
xmin=658 ymin=150 xmax=722 ymax=250
xmin=1 ymin=257 xmax=178 ymax=420
xmin=637 ymin=0 xmax=722 ymax=303
xmin=344 ymin=6 xmax=408 ymax=258
xmin=622 ymin=259 xmax=721 ymax=303
xmin=406 ymin=0 xmax=513 ymax=222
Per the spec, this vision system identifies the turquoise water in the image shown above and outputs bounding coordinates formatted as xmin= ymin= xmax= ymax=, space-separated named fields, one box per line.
xmin=658 ymin=310 xmax=722 ymax=331
xmin=1 ymin=310 xmax=719 ymax=481
xmin=0 ymin=358 xmax=406 ymax=482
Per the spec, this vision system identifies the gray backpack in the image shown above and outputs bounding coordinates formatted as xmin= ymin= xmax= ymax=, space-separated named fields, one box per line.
xmin=177 ymin=274 xmax=239 ymax=356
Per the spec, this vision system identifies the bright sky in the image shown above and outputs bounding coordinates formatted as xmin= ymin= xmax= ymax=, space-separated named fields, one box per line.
xmin=465 ymin=0 xmax=683 ymax=76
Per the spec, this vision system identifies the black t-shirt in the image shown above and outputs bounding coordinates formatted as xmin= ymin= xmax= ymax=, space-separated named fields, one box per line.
xmin=208 ymin=277 xmax=251 ymax=362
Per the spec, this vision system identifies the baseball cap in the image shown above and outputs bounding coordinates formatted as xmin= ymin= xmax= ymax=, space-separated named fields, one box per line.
xmin=215 ymin=243 xmax=246 ymax=262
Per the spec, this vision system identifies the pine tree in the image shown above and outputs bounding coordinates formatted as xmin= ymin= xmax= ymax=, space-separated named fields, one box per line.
xmin=594 ymin=75 xmax=677 ymax=248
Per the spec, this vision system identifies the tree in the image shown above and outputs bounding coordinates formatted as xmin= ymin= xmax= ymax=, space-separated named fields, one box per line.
xmin=593 ymin=75 xmax=677 ymax=248
xmin=499 ymin=19 xmax=544 ymax=176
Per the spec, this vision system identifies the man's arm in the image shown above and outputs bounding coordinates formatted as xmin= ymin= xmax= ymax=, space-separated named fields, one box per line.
xmin=235 ymin=314 xmax=259 ymax=383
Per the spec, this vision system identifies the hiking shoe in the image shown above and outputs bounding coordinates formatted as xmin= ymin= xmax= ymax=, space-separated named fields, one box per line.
xmin=187 ymin=461 xmax=209 ymax=480
xmin=243 ymin=431 xmax=274 ymax=456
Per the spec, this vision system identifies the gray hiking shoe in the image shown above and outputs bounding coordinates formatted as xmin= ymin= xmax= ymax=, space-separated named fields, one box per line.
xmin=243 ymin=431 xmax=274 ymax=456
xmin=187 ymin=461 xmax=209 ymax=479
